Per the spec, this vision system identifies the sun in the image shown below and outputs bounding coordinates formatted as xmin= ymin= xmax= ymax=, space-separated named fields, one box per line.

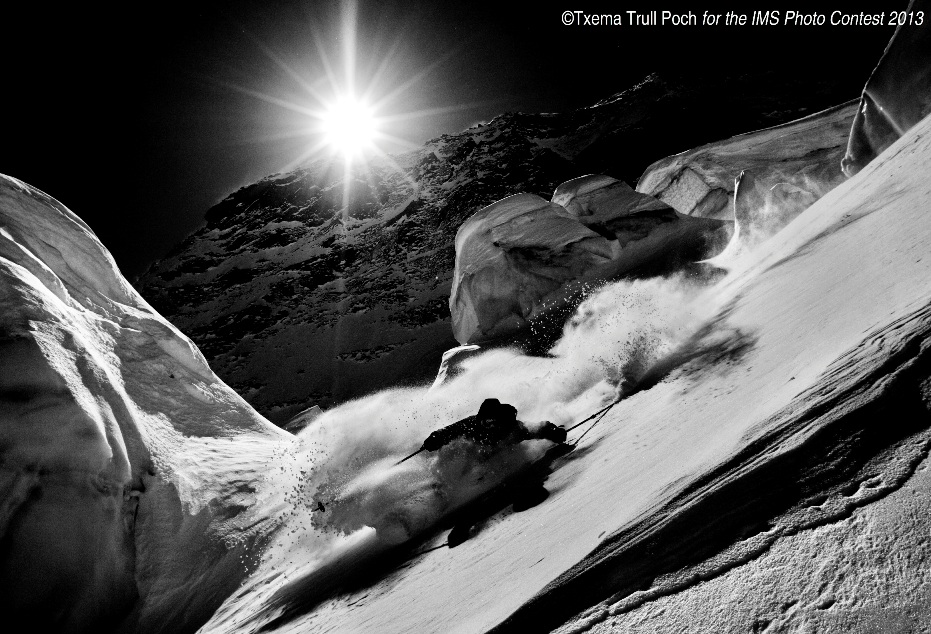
xmin=320 ymin=97 xmax=378 ymax=159
xmin=226 ymin=0 xmax=468 ymax=177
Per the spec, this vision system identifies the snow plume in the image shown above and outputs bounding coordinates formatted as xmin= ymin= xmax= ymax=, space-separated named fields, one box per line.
xmin=710 ymin=171 xmax=836 ymax=268
xmin=548 ymin=275 xmax=710 ymax=399
xmin=211 ymin=274 xmax=716 ymax=632
xmin=292 ymin=274 xmax=710 ymax=544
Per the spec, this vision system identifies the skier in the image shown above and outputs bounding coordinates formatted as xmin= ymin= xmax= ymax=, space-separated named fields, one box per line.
xmin=421 ymin=398 xmax=567 ymax=453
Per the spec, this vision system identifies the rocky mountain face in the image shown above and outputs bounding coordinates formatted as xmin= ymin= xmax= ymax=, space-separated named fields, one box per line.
xmin=137 ymin=72 xmax=863 ymax=425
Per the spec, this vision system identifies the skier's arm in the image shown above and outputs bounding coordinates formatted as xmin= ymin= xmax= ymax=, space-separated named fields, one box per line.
xmin=423 ymin=416 xmax=473 ymax=451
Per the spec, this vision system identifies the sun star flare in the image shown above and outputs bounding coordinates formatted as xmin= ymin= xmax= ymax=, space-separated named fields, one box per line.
xmin=320 ymin=97 xmax=378 ymax=159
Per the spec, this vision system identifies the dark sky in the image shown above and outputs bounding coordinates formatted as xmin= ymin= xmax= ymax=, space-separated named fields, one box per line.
xmin=2 ymin=0 xmax=896 ymax=279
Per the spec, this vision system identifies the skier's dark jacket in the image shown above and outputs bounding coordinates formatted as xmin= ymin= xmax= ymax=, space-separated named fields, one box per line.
xmin=422 ymin=398 xmax=566 ymax=451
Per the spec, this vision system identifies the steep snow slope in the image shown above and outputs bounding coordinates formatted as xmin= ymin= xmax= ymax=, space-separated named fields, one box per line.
xmin=0 ymin=175 xmax=291 ymax=633
xmin=575 ymin=429 xmax=931 ymax=632
xmin=199 ymin=113 xmax=931 ymax=633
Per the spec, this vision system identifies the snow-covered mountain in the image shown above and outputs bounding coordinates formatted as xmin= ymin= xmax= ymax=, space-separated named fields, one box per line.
xmin=136 ymin=72 xmax=859 ymax=425
xmin=6 ymin=19 xmax=931 ymax=632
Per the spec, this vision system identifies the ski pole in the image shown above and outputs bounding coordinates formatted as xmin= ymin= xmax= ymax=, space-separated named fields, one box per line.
xmin=572 ymin=406 xmax=613 ymax=446
xmin=395 ymin=445 xmax=426 ymax=466
xmin=565 ymin=400 xmax=617 ymax=433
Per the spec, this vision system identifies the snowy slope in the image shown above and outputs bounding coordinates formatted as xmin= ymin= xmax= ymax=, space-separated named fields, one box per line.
xmin=196 ymin=113 xmax=931 ymax=633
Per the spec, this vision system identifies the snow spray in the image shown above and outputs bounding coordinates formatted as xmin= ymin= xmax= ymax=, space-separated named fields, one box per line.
xmin=206 ymin=274 xmax=722 ymax=633
xmin=277 ymin=273 xmax=712 ymax=546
